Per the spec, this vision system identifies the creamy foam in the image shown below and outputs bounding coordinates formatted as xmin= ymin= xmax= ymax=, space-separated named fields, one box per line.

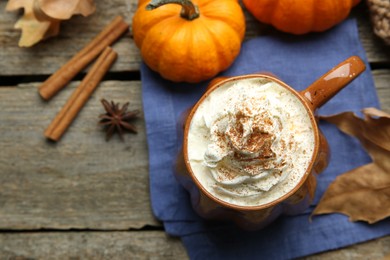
xmin=186 ymin=77 xmax=316 ymax=207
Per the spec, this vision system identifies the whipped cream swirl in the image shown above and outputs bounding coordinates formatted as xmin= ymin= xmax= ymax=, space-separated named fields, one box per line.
xmin=187 ymin=78 xmax=315 ymax=206
xmin=204 ymin=94 xmax=293 ymax=198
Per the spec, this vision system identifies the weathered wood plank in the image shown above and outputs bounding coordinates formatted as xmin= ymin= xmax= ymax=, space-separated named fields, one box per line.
xmin=0 ymin=231 xmax=388 ymax=260
xmin=374 ymin=70 xmax=390 ymax=113
xmin=302 ymin=236 xmax=390 ymax=260
xmin=0 ymin=1 xmax=388 ymax=76
xmin=0 ymin=231 xmax=188 ymax=260
xmin=0 ymin=81 xmax=159 ymax=229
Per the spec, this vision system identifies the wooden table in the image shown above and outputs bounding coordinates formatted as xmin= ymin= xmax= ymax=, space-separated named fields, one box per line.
xmin=0 ymin=1 xmax=389 ymax=259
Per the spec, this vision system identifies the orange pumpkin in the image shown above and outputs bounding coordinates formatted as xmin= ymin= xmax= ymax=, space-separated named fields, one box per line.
xmin=242 ymin=0 xmax=360 ymax=35
xmin=132 ymin=0 xmax=245 ymax=83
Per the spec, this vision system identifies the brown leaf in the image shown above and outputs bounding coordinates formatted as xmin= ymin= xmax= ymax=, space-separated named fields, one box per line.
xmin=321 ymin=108 xmax=390 ymax=170
xmin=313 ymin=163 xmax=390 ymax=223
xmin=313 ymin=108 xmax=390 ymax=223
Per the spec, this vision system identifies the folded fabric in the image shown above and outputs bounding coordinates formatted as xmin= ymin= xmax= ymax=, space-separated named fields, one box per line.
xmin=141 ymin=19 xmax=390 ymax=259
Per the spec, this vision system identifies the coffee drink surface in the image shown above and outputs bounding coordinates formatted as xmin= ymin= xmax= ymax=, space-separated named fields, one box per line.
xmin=186 ymin=78 xmax=316 ymax=207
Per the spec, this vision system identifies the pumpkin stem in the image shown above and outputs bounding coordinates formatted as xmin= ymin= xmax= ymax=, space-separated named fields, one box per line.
xmin=146 ymin=0 xmax=200 ymax=20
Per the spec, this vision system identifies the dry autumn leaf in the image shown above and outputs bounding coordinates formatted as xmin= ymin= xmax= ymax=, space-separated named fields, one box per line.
xmin=38 ymin=0 xmax=96 ymax=20
xmin=313 ymin=107 xmax=390 ymax=224
xmin=6 ymin=0 xmax=96 ymax=47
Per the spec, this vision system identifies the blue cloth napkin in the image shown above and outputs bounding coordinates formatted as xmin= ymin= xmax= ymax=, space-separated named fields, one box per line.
xmin=141 ymin=19 xmax=390 ymax=259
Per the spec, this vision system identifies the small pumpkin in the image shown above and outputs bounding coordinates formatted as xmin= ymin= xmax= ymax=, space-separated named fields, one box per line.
xmin=132 ymin=0 xmax=245 ymax=83
xmin=242 ymin=0 xmax=360 ymax=35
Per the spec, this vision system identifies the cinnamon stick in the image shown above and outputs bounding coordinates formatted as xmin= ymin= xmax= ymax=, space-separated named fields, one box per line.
xmin=44 ymin=47 xmax=117 ymax=141
xmin=39 ymin=16 xmax=128 ymax=100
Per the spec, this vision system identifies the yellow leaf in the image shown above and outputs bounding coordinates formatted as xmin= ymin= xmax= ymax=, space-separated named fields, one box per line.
xmin=6 ymin=0 xmax=25 ymax=11
xmin=6 ymin=0 xmax=95 ymax=47
xmin=38 ymin=0 xmax=96 ymax=20
xmin=7 ymin=0 xmax=56 ymax=47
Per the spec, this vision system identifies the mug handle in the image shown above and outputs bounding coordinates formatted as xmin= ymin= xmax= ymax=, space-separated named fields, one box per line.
xmin=300 ymin=56 xmax=366 ymax=111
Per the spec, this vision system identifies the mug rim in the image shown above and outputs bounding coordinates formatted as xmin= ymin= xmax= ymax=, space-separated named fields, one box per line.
xmin=183 ymin=73 xmax=321 ymax=211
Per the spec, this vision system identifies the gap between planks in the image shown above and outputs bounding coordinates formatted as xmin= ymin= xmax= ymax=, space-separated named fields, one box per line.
xmin=0 ymin=71 xmax=141 ymax=87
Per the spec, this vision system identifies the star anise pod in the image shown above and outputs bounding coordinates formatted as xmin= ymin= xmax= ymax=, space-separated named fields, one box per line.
xmin=99 ymin=99 xmax=140 ymax=141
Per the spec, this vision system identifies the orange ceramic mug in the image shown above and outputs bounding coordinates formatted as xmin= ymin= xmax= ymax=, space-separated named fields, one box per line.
xmin=175 ymin=56 xmax=366 ymax=230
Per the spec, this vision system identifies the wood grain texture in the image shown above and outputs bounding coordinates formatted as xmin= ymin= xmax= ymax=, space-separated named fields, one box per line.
xmin=302 ymin=236 xmax=390 ymax=260
xmin=0 ymin=231 xmax=388 ymax=260
xmin=0 ymin=231 xmax=188 ymax=259
xmin=0 ymin=1 xmax=389 ymax=76
xmin=374 ymin=70 xmax=390 ymax=113
xmin=0 ymin=81 xmax=159 ymax=230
